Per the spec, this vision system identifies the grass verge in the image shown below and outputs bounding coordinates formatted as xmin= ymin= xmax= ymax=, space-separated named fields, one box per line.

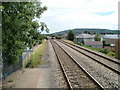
xmin=75 ymin=42 xmax=115 ymax=58
xmin=62 ymin=39 xmax=74 ymax=44
xmin=24 ymin=40 xmax=47 ymax=68
xmin=62 ymin=39 xmax=115 ymax=58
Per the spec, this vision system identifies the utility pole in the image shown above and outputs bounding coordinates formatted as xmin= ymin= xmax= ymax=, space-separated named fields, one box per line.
xmin=115 ymin=31 xmax=120 ymax=60
xmin=117 ymin=2 xmax=120 ymax=60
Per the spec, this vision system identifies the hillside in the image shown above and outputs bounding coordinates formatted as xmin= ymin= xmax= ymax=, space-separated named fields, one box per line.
xmin=51 ymin=28 xmax=119 ymax=35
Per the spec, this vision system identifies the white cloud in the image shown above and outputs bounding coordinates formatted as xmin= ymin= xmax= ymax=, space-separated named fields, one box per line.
xmin=40 ymin=0 xmax=119 ymax=33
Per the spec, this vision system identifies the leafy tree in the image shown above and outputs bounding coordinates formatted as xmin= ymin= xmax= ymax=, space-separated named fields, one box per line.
xmin=102 ymin=40 xmax=110 ymax=46
xmin=2 ymin=2 xmax=49 ymax=65
xmin=83 ymin=31 xmax=90 ymax=34
xmin=102 ymin=40 xmax=106 ymax=47
xmin=67 ymin=30 xmax=75 ymax=41
xmin=51 ymin=34 xmax=58 ymax=38
xmin=93 ymin=32 xmax=96 ymax=34
xmin=94 ymin=34 xmax=101 ymax=41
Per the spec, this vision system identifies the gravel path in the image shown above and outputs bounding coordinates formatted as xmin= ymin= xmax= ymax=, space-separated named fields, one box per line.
xmin=2 ymin=40 xmax=65 ymax=88
xmin=55 ymin=40 xmax=119 ymax=88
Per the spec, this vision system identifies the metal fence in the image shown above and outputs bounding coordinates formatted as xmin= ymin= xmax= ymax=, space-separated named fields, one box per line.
xmin=2 ymin=55 xmax=22 ymax=79
xmin=2 ymin=45 xmax=37 ymax=79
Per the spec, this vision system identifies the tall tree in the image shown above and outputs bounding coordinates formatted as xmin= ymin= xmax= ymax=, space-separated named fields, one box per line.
xmin=2 ymin=2 xmax=49 ymax=65
xmin=94 ymin=34 xmax=101 ymax=41
xmin=68 ymin=30 xmax=75 ymax=41
xmin=83 ymin=31 xmax=90 ymax=34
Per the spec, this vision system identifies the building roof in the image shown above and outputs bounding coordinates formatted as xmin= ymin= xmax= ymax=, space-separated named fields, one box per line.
xmin=84 ymin=41 xmax=103 ymax=46
xmin=76 ymin=34 xmax=95 ymax=39
xmin=102 ymin=34 xmax=119 ymax=39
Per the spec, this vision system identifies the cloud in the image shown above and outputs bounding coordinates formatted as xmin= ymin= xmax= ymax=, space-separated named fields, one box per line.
xmin=92 ymin=11 xmax=115 ymax=16
xmin=40 ymin=0 xmax=119 ymax=33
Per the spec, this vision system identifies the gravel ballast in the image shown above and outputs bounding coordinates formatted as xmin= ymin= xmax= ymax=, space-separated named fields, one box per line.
xmin=55 ymin=40 xmax=119 ymax=88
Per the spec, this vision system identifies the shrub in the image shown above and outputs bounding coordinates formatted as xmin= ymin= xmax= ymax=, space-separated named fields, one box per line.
xmin=107 ymin=52 xmax=115 ymax=56
xmin=99 ymin=49 xmax=109 ymax=54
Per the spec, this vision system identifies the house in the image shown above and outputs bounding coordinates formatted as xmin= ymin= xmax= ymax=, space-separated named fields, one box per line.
xmin=74 ymin=34 xmax=95 ymax=43
xmin=84 ymin=41 xmax=103 ymax=48
xmin=102 ymin=34 xmax=119 ymax=46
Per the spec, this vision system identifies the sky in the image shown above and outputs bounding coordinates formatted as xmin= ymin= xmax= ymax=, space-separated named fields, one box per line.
xmin=37 ymin=0 xmax=119 ymax=34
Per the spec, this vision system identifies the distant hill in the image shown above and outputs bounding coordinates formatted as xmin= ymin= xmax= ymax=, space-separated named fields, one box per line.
xmin=51 ymin=28 xmax=119 ymax=35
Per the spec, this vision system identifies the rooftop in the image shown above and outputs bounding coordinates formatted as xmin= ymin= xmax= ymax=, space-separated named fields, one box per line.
xmin=102 ymin=34 xmax=119 ymax=39
xmin=76 ymin=34 xmax=95 ymax=39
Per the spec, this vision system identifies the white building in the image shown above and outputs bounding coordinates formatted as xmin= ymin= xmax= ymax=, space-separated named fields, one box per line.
xmin=102 ymin=34 xmax=119 ymax=46
xmin=74 ymin=34 xmax=95 ymax=43
xmin=102 ymin=34 xmax=119 ymax=39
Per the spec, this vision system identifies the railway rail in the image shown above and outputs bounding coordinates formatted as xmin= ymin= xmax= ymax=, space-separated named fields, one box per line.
xmin=50 ymin=39 xmax=104 ymax=89
xmin=58 ymin=40 xmax=120 ymax=74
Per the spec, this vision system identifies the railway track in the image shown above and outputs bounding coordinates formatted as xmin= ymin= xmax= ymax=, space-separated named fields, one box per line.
xmin=58 ymin=40 xmax=120 ymax=74
xmin=50 ymin=40 xmax=104 ymax=89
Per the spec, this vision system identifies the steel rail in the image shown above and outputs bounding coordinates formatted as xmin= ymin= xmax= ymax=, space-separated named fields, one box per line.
xmin=58 ymin=40 xmax=120 ymax=74
xmin=60 ymin=40 xmax=120 ymax=65
xmin=50 ymin=40 xmax=73 ymax=90
xmin=52 ymin=40 xmax=104 ymax=89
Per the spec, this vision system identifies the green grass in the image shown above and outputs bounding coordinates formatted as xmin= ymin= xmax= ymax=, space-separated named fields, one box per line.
xmin=7 ymin=77 xmax=14 ymax=82
xmin=25 ymin=40 xmax=47 ymax=68
xmin=74 ymin=42 xmax=115 ymax=58
xmin=62 ymin=39 xmax=115 ymax=58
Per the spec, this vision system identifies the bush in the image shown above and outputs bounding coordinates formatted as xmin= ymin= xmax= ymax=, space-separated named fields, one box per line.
xmin=74 ymin=42 xmax=115 ymax=57
xmin=107 ymin=52 xmax=115 ymax=56
xmin=94 ymin=34 xmax=101 ymax=41
xmin=75 ymin=42 xmax=84 ymax=46
xmin=99 ymin=49 xmax=109 ymax=54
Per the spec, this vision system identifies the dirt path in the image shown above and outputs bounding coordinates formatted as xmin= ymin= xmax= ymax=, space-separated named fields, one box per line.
xmin=10 ymin=69 xmax=41 ymax=88
xmin=2 ymin=40 xmax=57 ymax=88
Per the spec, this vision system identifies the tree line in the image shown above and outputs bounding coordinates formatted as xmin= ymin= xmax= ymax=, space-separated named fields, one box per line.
xmin=2 ymin=2 xmax=49 ymax=65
